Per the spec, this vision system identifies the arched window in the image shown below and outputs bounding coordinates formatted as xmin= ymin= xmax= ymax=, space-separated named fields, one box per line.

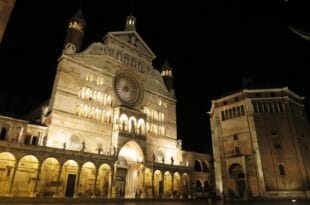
xmin=195 ymin=180 xmax=202 ymax=192
xmin=202 ymin=161 xmax=209 ymax=173
xmin=278 ymin=164 xmax=286 ymax=176
xmin=194 ymin=160 xmax=202 ymax=172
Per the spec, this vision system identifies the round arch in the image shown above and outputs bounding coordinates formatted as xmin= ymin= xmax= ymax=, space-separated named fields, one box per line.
xmin=0 ymin=152 xmax=16 ymax=196
xmin=38 ymin=157 xmax=60 ymax=196
xmin=154 ymin=170 xmax=162 ymax=198
xmin=164 ymin=171 xmax=172 ymax=198
xmin=194 ymin=159 xmax=202 ymax=172
xmin=173 ymin=172 xmax=181 ymax=197
xmin=13 ymin=155 xmax=39 ymax=196
xmin=181 ymin=173 xmax=190 ymax=198
xmin=97 ymin=163 xmax=111 ymax=197
xmin=228 ymin=163 xmax=246 ymax=198
xmin=79 ymin=162 xmax=96 ymax=197
xmin=60 ymin=160 xmax=79 ymax=197
xmin=117 ymin=140 xmax=144 ymax=198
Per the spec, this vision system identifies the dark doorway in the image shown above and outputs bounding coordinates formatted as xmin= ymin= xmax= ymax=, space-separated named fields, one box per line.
xmin=65 ymin=174 xmax=76 ymax=197
xmin=115 ymin=167 xmax=127 ymax=197
xmin=238 ymin=178 xmax=246 ymax=198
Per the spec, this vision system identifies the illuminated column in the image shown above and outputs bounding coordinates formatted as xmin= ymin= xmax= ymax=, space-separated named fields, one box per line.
xmin=188 ymin=176 xmax=191 ymax=199
xmin=74 ymin=166 xmax=82 ymax=197
xmin=55 ymin=163 xmax=63 ymax=197
xmin=33 ymin=161 xmax=42 ymax=196
xmin=92 ymin=168 xmax=98 ymax=198
xmin=109 ymin=170 xmax=114 ymax=198
xmin=8 ymin=161 xmax=17 ymax=195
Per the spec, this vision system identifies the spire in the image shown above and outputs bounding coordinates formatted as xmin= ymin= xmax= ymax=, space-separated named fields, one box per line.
xmin=161 ymin=58 xmax=173 ymax=71
xmin=161 ymin=58 xmax=174 ymax=94
xmin=125 ymin=7 xmax=136 ymax=31
xmin=63 ymin=8 xmax=86 ymax=54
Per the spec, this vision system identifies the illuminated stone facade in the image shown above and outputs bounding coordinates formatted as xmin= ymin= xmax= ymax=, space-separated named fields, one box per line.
xmin=209 ymin=87 xmax=310 ymax=199
xmin=0 ymin=11 xmax=211 ymax=198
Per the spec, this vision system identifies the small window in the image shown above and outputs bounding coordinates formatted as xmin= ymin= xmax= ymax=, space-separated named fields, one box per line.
xmin=221 ymin=111 xmax=225 ymax=121
xmin=223 ymin=101 xmax=227 ymax=105
xmin=235 ymin=146 xmax=240 ymax=154
xmin=271 ymin=130 xmax=278 ymax=136
xmin=235 ymin=97 xmax=239 ymax=102
xmin=233 ymin=134 xmax=238 ymax=140
xmin=274 ymin=144 xmax=281 ymax=149
xmin=278 ymin=164 xmax=286 ymax=176
xmin=255 ymin=93 xmax=261 ymax=97
xmin=271 ymin=92 xmax=275 ymax=97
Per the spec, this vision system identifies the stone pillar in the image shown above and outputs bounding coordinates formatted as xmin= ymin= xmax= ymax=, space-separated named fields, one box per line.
xmin=171 ymin=174 xmax=174 ymax=198
xmin=109 ymin=170 xmax=114 ymax=198
xmin=161 ymin=173 xmax=164 ymax=198
xmin=33 ymin=161 xmax=42 ymax=197
xmin=92 ymin=168 xmax=98 ymax=198
xmin=151 ymin=170 xmax=154 ymax=198
xmin=74 ymin=166 xmax=82 ymax=197
xmin=8 ymin=161 xmax=17 ymax=195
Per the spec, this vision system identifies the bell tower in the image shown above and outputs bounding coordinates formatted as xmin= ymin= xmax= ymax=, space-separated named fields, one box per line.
xmin=63 ymin=8 xmax=86 ymax=54
xmin=124 ymin=12 xmax=136 ymax=31
xmin=161 ymin=59 xmax=174 ymax=95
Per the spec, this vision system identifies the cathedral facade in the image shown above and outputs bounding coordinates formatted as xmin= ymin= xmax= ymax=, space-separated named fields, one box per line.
xmin=0 ymin=10 xmax=211 ymax=198
xmin=209 ymin=87 xmax=310 ymax=199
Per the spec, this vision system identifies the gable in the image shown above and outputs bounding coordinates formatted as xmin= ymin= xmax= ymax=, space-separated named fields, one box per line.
xmin=104 ymin=31 xmax=156 ymax=60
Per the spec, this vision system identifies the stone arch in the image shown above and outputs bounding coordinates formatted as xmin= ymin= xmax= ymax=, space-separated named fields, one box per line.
xmin=0 ymin=152 xmax=16 ymax=196
xmin=181 ymin=173 xmax=190 ymax=198
xmin=96 ymin=163 xmax=111 ymax=197
xmin=128 ymin=116 xmax=137 ymax=134
xmin=164 ymin=171 xmax=172 ymax=198
xmin=12 ymin=155 xmax=39 ymax=196
xmin=173 ymin=172 xmax=181 ymax=197
xmin=202 ymin=160 xmax=209 ymax=173
xmin=144 ymin=168 xmax=152 ymax=198
xmin=119 ymin=113 xmax=128 ymax=131
xmin=154 ymin=170 xmax=162 ymax=198
xmin=79 ymin=162 xmax=96 ymax=197
xmin=60 ymin=160 xmax=79 ymax=197
xmin=117 ymin=140 xmax=144 ymax=198
xmin=194 ymin=159 xmax=202 ymax=172
xmin=137 ymin=118 xmax=145 ymax=135
xmin=228 ymin=163 xmax=246 ymax=198
xmin=38 ymin=157 xmax=60 ymax=196
xmin=195 ymin=179 xmax=203 ymax=192
xmin=204 ymin=180 xmax=211 ymax=192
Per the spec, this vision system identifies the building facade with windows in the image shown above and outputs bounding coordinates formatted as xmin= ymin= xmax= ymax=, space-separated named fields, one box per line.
xmin=0 ymin=10 xmax=211 ymax=198
xmin=209 ymin=87 xmax=310 ymax=199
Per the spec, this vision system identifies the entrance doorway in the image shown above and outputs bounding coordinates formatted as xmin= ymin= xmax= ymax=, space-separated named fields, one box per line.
xmin=117 ymin=140 xmax=144 ymax=198
xmin=65 ymin=174 xmax=76 ymax=197
xmin=228 ymin=163 xmax=246 ymax=198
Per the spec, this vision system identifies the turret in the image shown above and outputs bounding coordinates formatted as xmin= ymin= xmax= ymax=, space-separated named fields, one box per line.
xmin=63 ymin=9 xmax=86 ymax=54
xmin=161 ymin=59 xmax=174 ymax=95
xmin=125 ymin=13 xmax=136 ymax=31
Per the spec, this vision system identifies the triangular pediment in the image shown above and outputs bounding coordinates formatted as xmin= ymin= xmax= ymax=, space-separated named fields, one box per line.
xmin=104 ymin=31 xmax=156 ymax=60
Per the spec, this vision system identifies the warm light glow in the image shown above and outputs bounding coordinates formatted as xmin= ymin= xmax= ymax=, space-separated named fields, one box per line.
xmin=118 ymin=141 xmax=144 ymax=163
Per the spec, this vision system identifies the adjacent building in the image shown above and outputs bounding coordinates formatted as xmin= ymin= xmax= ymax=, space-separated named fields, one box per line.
xmin=209 ymin=87 xmax=310 ymax=199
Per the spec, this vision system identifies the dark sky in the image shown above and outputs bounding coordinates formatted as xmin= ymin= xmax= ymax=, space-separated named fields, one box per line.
xmin=1 ymin=0 xmax=310 ymax=154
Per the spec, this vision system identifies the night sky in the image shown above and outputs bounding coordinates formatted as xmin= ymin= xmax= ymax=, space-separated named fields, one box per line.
xmin=1 ymin=1 xmax=310 ymax=154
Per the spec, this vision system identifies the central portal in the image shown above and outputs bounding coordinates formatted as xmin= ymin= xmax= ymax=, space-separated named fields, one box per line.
xmin=117 ymin=140 xmax=144 ymax=198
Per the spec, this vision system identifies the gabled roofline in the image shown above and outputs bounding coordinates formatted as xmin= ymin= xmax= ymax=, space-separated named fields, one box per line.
xmin=104 ymin=31 xmax=156 ymax=59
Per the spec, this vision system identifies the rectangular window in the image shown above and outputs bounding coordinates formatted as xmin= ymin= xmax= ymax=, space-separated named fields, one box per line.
xmin=221 ymin=111 xmax=225 ymax=121
xmin=233 ymin=134 xmax=238 ymax=140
